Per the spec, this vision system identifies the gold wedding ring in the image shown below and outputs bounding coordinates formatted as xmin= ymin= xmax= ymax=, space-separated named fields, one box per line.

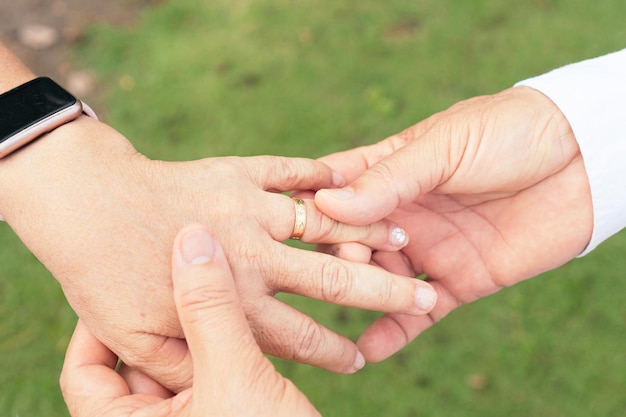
xmin=291 ymin=198 xmax=307 ymax=240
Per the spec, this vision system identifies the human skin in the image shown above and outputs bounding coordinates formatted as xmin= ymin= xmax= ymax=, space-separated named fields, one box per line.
xmin=315 ymin=86 xmax=593 ymax=361
xmin=0 ymin=43 xmax=437 ymax=391
xmin=61 ymin=224 xmax=321 ymax=417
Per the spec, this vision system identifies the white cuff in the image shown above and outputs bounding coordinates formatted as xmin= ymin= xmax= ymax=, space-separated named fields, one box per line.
xmin=516 ymin=49 xmax=626 ymax=255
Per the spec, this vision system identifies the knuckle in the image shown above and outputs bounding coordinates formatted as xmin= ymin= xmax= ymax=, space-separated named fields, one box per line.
xmin=276 ymin=158 xmax=304 ymax=188
xmin=310 ymin=210 xmax=341 ymax=242
xmin=58 ymin=369 xmax=69 ymax=393
xmin=320 ymin=260 xmax=354 ymax=303
xmin=207 ymin=156 xmax=240 ymax=174
xmin=120 ymin=337 xmax=193 ymax=391
xmin=377 ymin=277 xmax=398 ymax=309
xmin=368 ymin=161 xmax=398 ymax=190
xmin=251 ymin=247 xmax=288 ymax=292
xmin=120 ymin=337 xmax=165 ymax=368
xmin=177 ymin=285 xmax=238 ymax=320
xmin=292 ymin=319 xmax=324 ymax=362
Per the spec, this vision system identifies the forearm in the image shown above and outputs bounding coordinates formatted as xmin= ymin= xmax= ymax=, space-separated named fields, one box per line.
xmin=0 ymin=43 xmax=36 ymax=91
xmin=0 ymin=119 xmax=139 ymax=250
xmin=0 ymin=42 xmax=141 ymax=280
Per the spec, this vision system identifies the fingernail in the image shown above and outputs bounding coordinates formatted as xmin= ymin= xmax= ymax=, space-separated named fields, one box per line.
xmin=390 ymin=226 xmax=408 ymax=247
xmin=180 ymin=228 xmax=216 ymax=265
xmin=415 ymin=287 xmax=437 ymax=311
xmin=353 ymin=351 xmax=366 ymax=371
xmin=331 ymin=171 xmax=346 ymax=187
xmin=322 ymin=186 xmax=354 ymax=200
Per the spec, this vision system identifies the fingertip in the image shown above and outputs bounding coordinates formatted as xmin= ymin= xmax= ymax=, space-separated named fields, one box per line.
xmin=356 ymin=334 xmax=396 ymax=364
xmin=356 ymin=318 xmax=408 ymax=363
xmin=315 ymin=185 xmax=395 ymax=226
xmin=331 ymin=171 xmax=346 ymax=188
xmin=318 ymin=186 xmax=355 ymax=201
xmin=353 ymin=351 xmax=366 ymax=372
xmin=175 ymin=224 xmax=219 ymax=267
xmin=117 ymin=364 xmax=173 ymax=398
xmin=389 ymin=225 xmax=409 ymax=248
xmin=415 ymin=285 xmax=438 ymax=313
xmin=315 ymin=187 xmax=367 ymax=224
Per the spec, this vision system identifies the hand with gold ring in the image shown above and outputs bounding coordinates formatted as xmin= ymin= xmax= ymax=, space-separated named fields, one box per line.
xmin=180 ymin=156 xmax=437 ymax=374
xmin=0 ymin=43 xmax=438 ymax=396
xmin=2 ymin=120 xmax=438 ymax=394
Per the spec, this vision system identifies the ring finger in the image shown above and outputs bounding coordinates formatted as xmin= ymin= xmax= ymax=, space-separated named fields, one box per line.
xmin=264 ymin=194 xmax=410 ymax=251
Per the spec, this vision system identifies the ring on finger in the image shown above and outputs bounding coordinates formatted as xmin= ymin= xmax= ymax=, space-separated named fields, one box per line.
xmin=290 ymin=198 xmax=307 ymax=240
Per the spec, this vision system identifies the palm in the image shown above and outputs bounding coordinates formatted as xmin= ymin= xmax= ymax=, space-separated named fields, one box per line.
xmin=316 ymin=87 xmax=593 ymax=360
xmin=384 ymin=155 xmax=589 ymax=311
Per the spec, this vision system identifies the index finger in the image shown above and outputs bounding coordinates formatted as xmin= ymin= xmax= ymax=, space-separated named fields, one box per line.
xmin=245 ymin=155 xmax=345 ymax=191
xmin=60 ymin=321 xmax=129 ymax=415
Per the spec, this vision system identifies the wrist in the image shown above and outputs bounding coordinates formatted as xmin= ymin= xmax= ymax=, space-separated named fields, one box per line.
xmin=0 ymin=118 xmax=139 ymax=224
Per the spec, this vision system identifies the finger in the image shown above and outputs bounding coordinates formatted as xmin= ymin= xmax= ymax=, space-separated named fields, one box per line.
xmin=317 ymin=242 xmax=373 ymax=264
xmin=116 ymin=334 xmax=192 ymax=393
xmin=317 ymin=133 xmax=413 ymax=184
xmin=248 ymin=296 xmax=366 ymax=374
xmin=357 ymin=313 xmax=434 ymax=362
xmin=171 ymin=224 xmax=270 ymax=385
xmin=371 ymin=250 xmax=418 ymax=277
xmin=118 ymin=363 xmax=172 ymax=398
xmin=270 ymin=245 xmax=437 ymax=316
xmin=246 ymin=155 xmax=345 ymax=191
xmin=315 ymin=124 xmax=454 ymax=225
xmin=290 ymin=189 xmax=316 ymax=200
xmin=357 ymin=281 xmax=461 ymax=362
xmin=266 ymin=195 xmax=409 ymax=251
xmin=60 ymin=321 xmax=129 ymax=415
xmin=173 ymin=224 xmax=320 ymax=416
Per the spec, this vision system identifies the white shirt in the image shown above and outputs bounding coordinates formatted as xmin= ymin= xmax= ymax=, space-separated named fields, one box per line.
xmin=516 ymin=49 xmax=626 ymax=255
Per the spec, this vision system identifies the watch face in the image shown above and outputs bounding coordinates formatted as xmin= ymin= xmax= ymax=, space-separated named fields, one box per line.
xmin=0 ymin=77 xmax=78 ymax=143
xmin=0 ymin=77 xmax=82 ymax=158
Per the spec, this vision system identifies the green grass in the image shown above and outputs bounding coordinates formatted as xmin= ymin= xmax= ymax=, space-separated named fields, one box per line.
xmin=2 ymin=0 xmax=626 ymax=415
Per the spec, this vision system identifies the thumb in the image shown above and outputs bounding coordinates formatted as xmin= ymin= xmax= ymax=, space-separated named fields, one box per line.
xmin=172 ymin=224 xmax=324 ymax=417
xmin=316 ymin=127 xmax=453 ymax=225
xmin=172 ymin=224 xmax=262 ymax=377
xmin=172 ymin=224 xmax=320 ymax=416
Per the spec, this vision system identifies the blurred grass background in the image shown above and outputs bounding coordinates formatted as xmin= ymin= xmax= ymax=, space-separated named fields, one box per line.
xmin=1 ymin=0 xmax=625 ymax=415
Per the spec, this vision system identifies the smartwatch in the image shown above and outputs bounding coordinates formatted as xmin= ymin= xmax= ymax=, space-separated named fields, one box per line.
xmin=0 ymin=77 xmax=97 ymax=159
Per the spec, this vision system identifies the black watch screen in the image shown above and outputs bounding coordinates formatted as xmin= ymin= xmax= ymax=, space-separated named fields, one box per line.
xmin=0 ymin=77 xmax=77 ymax=142
xmin=0 ymin=77 xmax=81 ymax=158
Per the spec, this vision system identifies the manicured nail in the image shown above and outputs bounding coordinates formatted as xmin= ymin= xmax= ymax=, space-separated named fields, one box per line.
xmin=331 ymin=171 xmax=346 ymax=187
xmin=415 ymin=286 xmax=437 ymax=311
xmin=322 ymin=186 xmax=355 ymax=200
xmin=353 ymin=351 xmax=366 ymax=371
xmin=390 ymin=226 xmax=408 ymax=247
xmin=180 ymin=228 xmax=216 ymax=265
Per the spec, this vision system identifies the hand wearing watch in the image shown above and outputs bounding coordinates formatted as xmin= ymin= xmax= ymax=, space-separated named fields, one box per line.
xmin=0 ymin=77 xmax=97 ymax=159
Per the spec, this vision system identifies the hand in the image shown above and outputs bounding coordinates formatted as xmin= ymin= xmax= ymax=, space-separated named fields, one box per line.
xmin=0 ymin=112 xmax=440 ymax=391
xmin=0 ymin=45 xmax=432 ymax=387
xmin=315 ymin=86 xmax=593 ymax=361
xmin=60 ymin=224 xmax=321 ymax=417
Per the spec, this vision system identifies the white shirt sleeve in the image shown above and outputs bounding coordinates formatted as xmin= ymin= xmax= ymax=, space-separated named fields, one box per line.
xmin=515 ymin=49 xmax=626 ymax=256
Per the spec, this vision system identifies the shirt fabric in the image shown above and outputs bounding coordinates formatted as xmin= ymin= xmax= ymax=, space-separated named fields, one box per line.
xmin=515 ymin=49 xmax=626 ymax=255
